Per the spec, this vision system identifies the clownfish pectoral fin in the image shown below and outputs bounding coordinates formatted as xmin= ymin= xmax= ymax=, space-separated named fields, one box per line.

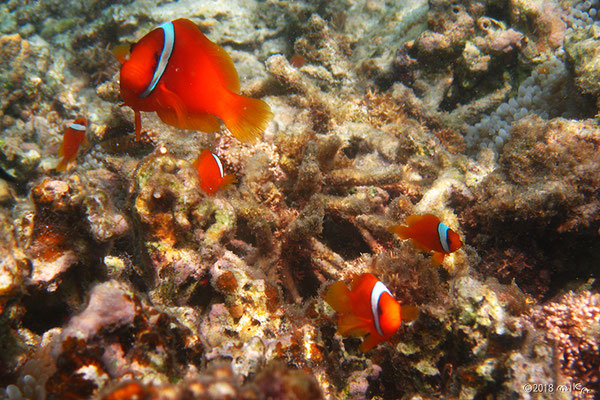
xmin=157 ymin=85 xmax=187 ymax=124
xmin=112 ymin=44 xmax=130 ymax=64
xmin=400 ymin=305 xmax=419 ymax=322
xmin=337 ymin=314 xmax=371 ymax=337
xmin=359 ymin=333 xmax=384 ymax=353
xmin=325 ymin=281 xmax=353 ymax=314
xmin=432 ymin=252 xmax=445 ymax=266
xmin=222 ymin=93 xmax=273 ymax=143
xmin=388 ymin=224 xmax=410 ymax=240
xmin=55 ymin=158 xmax=68 ymax=172
xmin=157 ymin=108 xmax=220 ymax=133
xmin=156 ymin=86 xmax=222 ymax=133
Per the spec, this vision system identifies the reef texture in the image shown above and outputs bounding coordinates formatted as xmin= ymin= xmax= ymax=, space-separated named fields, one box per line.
xmin=1 ymin=0 xmax=599 ymax=399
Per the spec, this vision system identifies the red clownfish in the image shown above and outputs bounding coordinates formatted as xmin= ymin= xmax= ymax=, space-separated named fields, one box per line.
xmin=193 ymin=149 xmax=236 ymax=195
xmin=389 ymin=214 xmax=462 ymax=265
xmin=114 ymin=18 xmax=273 ymax=142
xmin=325 ymin=273 xmax=418 ymax=352
xmin=56 ymin=118 xmax=88 ymax=172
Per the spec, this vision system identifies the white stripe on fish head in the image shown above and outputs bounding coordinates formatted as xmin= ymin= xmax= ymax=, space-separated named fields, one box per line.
xmin=438 ymin=222 xmax=450 ymax=253
xmin=69 ymin=123 xmax=87 ymax=132
xmin=211 ymin=152 xmax=224 ymax=178
xmin=139 ymin=21 xmax=175 ymax=98
xmin=371 ymin=280 xmax=392 ymax=337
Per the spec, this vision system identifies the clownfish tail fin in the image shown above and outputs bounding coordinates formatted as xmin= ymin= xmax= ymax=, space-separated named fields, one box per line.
xmin=222 ymin=93 xmax=273 ymax=143
xmin=400 ymin=305 xmax=419 ymax=322
xmin=389 ymin=224 xmax=410 ymax=240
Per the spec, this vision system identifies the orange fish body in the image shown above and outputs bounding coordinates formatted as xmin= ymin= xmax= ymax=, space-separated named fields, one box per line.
xmin=389 ymin=214 xmax=462 ymax=265
xmin=116 ymin=18 xmax=273 ymax=142
xmin=193 ymin=149 xmax=236 ymax=195
xmin=56 ymin=118 xmax=88 ymax=172
xmin=325 ymin=273 xmax=418 ymax=352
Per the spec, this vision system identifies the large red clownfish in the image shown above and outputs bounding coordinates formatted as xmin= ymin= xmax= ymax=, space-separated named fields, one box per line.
xmin=325 ymin=273 xmax=418 ymax=352
xmin=389 ymin=214 xmax=462 ymax=265
xmin=56 ymin=118 xmax=88 ymax=172
xmin=114 ymin=18 xmax=273 ymax=142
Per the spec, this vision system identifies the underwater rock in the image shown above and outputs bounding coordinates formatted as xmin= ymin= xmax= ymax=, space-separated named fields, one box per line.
xmin=510 ymin=0 xmax=566 ymax=51
xmin=43 ymin=280 xmax=204 ymax=399
xmin=0 ymin=213 xmax=29 ymax=313
xmin=98 ymin=361 xmax=322 ymax=400
xmin=461 ymin=116 xmax=600 ymax=298
xmin=132 ymin=151 xmax=236 ymax=305
xmin=564 ymin=24 xmax=600 ymax=99
xmin=61 ymin=280 xmax=136 ymax=341
xmin=527 ymin=291 xmax=599 ymax=394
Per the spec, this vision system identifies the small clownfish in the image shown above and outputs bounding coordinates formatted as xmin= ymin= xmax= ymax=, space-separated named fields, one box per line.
xmin=114 ymin=18 xmax=273 ymax=143
xmin=56 ymin=118 xmax=88 ymax=172
xmin=193 ymin=149 xmax=237 ymax=195
xmin=325 ymin=273 xmax=418 ymax=352
xmin=389 ymin=214 xmax=462 ymax=265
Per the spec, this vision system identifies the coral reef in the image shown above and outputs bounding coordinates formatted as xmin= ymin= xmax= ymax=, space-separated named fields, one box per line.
xmin=527 ymin=291 xmax=600 ymax=396
xmin=1 ymin=0 xmax=599 ymax=399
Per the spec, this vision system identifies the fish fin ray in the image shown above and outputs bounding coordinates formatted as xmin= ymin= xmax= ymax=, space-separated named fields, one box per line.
xmin=222 ymin=174 xmax=237 ymax=190
xmin=55 ymin=158 xmax=67 ymax=172
xmin=389 ymin=224 xmax=410 ymax=240
xmin=175 ymin=18 xmax=240 ymax=93
xmin=325 ymin=281 xmax=352 ymax=314
xmin=401 ymin=305 xmax=419 ymax=322
xmin=337 ymin=314 xmax=370 ymax=337
xmin=157 ymin=86 xmax=221 ymax=132
xmin=112 ymin=44 xmax=130 ymax=64
xmin=222 ymin=94 xmax=273 ymax=143
xmin=432 ymin=252 xmax=445 ymax=266
xmin=360 ymin=333 xmax=383 ymax=352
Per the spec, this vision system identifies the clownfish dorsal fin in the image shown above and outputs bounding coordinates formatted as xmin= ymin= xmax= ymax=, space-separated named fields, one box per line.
xmin=173 ymin=18 xmax=240 ymax=93
xmin=405 ymin=214 xmax=423 ymax=226
xmin=112 ymin=43 xmax=130 ymax=64
xmin=400 ymin=305 xmax=419 ymax=322
xmin=389 ymin=224 xmax=410 ymax=240
xmin=325 ymin=281 xmax=352 ymax=314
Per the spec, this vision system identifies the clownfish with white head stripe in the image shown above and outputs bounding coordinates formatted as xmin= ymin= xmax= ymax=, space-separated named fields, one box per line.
xmin=389 ymin=214 xmax=462 ymax=265
xmin=193 ymin=149 xmax=236 ymax=195
xmin=325 ymin=273 xmax=418 ymax=352
xmin=56 ymin=118 xmax=88 ymax=172
xmin=114 ymin=18 xmax=273 ymax=143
